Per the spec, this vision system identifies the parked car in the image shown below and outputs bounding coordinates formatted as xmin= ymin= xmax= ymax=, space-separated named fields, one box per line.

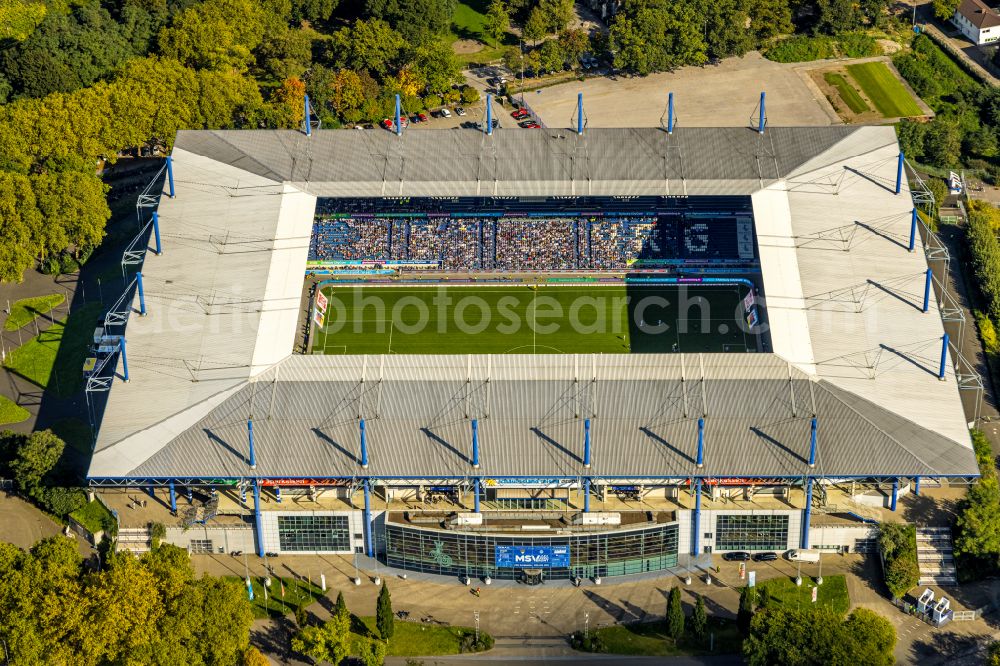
xmin=785 ymin=549 xmax=822 ymax=562
xmin=511 ymin=108 xmax=530 ymax=119
xmin=380 ymin=117 xmax=408 ymax=132
xmin=440 ymin=108 xmax=452 ymax=118
xmin=475 ymin=119 xmax=500 ymax=131
xmin=455 ymin=107 xmax=467 ymax=116
xmin=520 ymin=122 xmax=541 ymax=129
xmin=752 ymin=552 xmax=778 ymax=562
xmin=722 ymin=551 xmax=752 ymax=561
xmin=412 ymin=112 xmax=428 ymax=123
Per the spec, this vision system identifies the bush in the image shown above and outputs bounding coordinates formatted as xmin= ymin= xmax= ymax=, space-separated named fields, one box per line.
xmin=878 ymin=522 xmax=919 ymax=599
xmin=459 ymin=631 xmax=494 ymax=653
xmin=967 ymin=200 xmax=1000 ymax=323
xmin=39 ymin=487 xmax=87 ymax=517
xmin=976 ymin=311 xmax=1000 ymax=356
xmin=765 ymin=36 xmax=835 ymax=63
xmin=838 ymin=33 xmax=881 ymax=58
xmin=569 ymin=630 xmax=604 ymax=652
xmin=460 ymin=85 xmax=480 ymax=104
xmin=423 ymin=94 xmax=442 ymax=109
xmin=149 ymin=521 xmax=166 ymax=548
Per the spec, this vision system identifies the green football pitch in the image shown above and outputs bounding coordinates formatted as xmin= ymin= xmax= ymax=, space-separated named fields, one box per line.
xmin=311 ymin=283 xmax=757 ymax=355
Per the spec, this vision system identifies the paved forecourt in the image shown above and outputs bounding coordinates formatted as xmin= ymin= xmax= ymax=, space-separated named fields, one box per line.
xmin=312 ymin=282 xmax=756 ymax=355
xmin=522 ymin=52 xmax=836 ymax=129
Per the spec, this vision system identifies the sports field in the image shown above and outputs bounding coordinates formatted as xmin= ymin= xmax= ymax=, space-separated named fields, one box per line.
xmin=311 ymin=283 xmax=758 ymax=355
xmin=844 ymin=62 xmax=922 ymax=118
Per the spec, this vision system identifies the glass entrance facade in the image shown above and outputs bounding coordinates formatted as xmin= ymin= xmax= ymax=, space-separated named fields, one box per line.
xmin=277 ymin=515 xmax=351 ymax=552
xmin=715 ymin=514 xmax=789 ymax=551
xmin=384 ymin=521 xmax=679 ymax=580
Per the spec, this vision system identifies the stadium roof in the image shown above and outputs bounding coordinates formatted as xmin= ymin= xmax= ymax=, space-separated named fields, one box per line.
xmin=87 ymin=125 xmax=978 ymax=482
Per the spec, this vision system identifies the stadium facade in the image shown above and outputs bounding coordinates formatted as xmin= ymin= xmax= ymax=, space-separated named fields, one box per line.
xmin=86 ymin=123 xmax=979 ymax=582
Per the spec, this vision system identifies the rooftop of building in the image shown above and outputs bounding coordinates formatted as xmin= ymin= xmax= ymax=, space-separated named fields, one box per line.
xmin=86 ymin=126 xmax=978 ymax=483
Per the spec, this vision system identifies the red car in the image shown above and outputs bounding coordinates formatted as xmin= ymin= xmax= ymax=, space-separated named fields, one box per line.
xmin=511 ymin=108 xmax=530 ymax=119
xmin=520 ymin=121 xmax=541 ymax=129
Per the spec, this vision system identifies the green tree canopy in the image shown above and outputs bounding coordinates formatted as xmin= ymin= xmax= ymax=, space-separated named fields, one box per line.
xmin=329 ymin=18 xmax=404 ymax=77
xmin=744 ymin=607 xmax=895 ymax=666
xmin=667 ymin=586 xmax=684 ymax=641
xmin=610 ymin=0 xmax=707 ymax=76
xmin=376 ymin=581 xmax=394 ymax=640
xmin=365 ymin=0 xmax=454 ymax=46
xmin=484 ymin=0 xmax=510 ymax=47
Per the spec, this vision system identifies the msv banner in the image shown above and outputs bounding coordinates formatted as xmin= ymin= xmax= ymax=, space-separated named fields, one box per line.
xmin=495 ymin=545 xmax=570 ymax=568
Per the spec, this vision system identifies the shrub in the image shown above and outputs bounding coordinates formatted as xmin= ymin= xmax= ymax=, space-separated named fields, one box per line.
xmin=765 ymin=36 xmax=835 ymax=63
xmin=976 ymin=311 xmax=1000 ymax=356
xmin=878 ymin=522 xmax=919 ymax=599
xmin=967 ymin=200 xmax=1000 ymax=323
xmin=460 ymin=85 xmax=480 ymax=104
xmin=149 ymin=521 xmax=166 ymax=548
xmin=569 ymin=630 xmax=604 ymax=652
xmin=838 ymin=33 xmax=881 ymax=58
xmin=423 ymin=94 xmax=442 ymax=109
xmin=459 ymin=630 xmax=494 ymax=653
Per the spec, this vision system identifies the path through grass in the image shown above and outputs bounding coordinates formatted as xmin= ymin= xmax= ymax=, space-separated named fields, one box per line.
xmin=4 ymin=293 xmax=66 ymax=331
xmin=824 ymin=72 xmax=870 ymax=114
xmin=846 ymin=62 xmax=922 ymax=118
xmin=3 ymin=302 xmax=103 ymax=397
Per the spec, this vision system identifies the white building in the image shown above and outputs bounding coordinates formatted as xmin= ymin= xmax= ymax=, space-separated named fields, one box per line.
xmin=952 ymin=0 xmax=1000 ymax=45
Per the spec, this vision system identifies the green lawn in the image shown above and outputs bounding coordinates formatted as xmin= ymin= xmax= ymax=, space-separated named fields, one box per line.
xmin=69 ymin=499 xmax=114 ymax=534
xmin=0 ymin=394 xmax=29 ymax=425
xmin=313 ymin=283 xmax=755 ymax=355
xmin=3 ymin=302 xmax=103 ymax=398
xmin=758 ymin=574 xmax=851 ymax=615
xmin=243 ymin=576 xmax=326 ymax=619
xmin=353 ymin=616 xmax=486 ymax=657
xmin=824 ymin=72 xmax=870 ymax=114
xmin=845 ymin=63 xmax=922 ymax=118
xmin=448 ymin=0 xmax=512 ymax=64
xmin=592 ymin=617 xmax=742 ymax=656
xmin=4 ymin=293 xmax=66 ymax=331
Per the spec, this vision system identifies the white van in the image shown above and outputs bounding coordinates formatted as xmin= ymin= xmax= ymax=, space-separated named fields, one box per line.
xmin=786 ymin=549 xmax=821 ymax=562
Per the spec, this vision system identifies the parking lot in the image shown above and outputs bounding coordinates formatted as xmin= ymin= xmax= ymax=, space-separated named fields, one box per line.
xmin=499 ymin=52 xmax=839 ymax=129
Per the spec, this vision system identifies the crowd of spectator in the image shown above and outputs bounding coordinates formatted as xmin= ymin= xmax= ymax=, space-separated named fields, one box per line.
xmin=309 ymin=215 xmax=743 ymax=270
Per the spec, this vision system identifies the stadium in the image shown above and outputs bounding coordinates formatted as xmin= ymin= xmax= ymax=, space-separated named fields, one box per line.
xmin=85 ymin=96 xmax=980 ymax=584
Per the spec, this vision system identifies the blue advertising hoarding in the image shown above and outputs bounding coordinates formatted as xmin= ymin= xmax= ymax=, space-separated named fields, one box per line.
xmin=495 ymin=545 xmax=570 ymax=568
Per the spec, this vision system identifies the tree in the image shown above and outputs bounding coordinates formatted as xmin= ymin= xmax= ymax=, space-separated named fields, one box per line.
xmin=270 ymin=76 xmax=306 ymax=128
xmin=737 ymin=585 xmax=757 ymax=636
xmin=538 ymin=39 xmax=565 ymax=73
xmin=884 ymin=553 xmax=920 ymax=599
xmin=815 ymin=0 xmax=862 ymax=34
xmin=329 ymin=18 xmax=404 ymax=77
xmin=536 ymin=0 xmax=574 ymax=34
xmin=933 ymin=0 xmax=961 ymax=20
xmin=412 ymin=42 xmax=461 ymax=96
xmin=610 ymin=0 xmax=707 ymax=75
xmin=256 ymin=26 xmax=314 ymax=81
xmin=10 ymin=429 xmax=64 ymax=496
xmin=667 ymin=586 xmax=684 ymax=641
xmin=0 ymin=171 xmax=41 ymax=282
xmin=484 ymin=0 xmax=510 ymax=47
xmin=744 ymin=607 xmax=895 ymax=666
xmin=335 ymin=590 xmax=348 ymax=619
xmin=31 ymin=171 xmax=110 ymax=262
xmin=842 ymin=608 xmax=895 ymax=666
xmin=703 ymin=0 xmax=755 ymax=58
xmin=0 ymin=4 xmax=136 ymax=100
xmin=377 ymin=581 xmax=394 ymax=640
xmin=291 ymin=0 xmax=339 ymax=23
xmin=292 ymin=623 xmax=334 ymax=664
xmin=359 ymin=637 xmax=388 ymax=666
xmin=955 ymin=476 xmax=1000 ymax=561
xmin=558 ymin=28 xmax=589 ymax=65
xmin=522 ymin=8 xmax=547 ymax=44
xmin=365 ymin=0 xmax=455 ymax=46
xmin=923 ymin=118 xmax=963 ymax=167
xmin=0 ymin=0 xmax=47 ymax=42
xmin=158 ymin=0 xmax=275 ymax=71
xmin=690 ymin=593 xmax=707 ymax=641
xmin=243 ymin=645 xmax=271 ymax=666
